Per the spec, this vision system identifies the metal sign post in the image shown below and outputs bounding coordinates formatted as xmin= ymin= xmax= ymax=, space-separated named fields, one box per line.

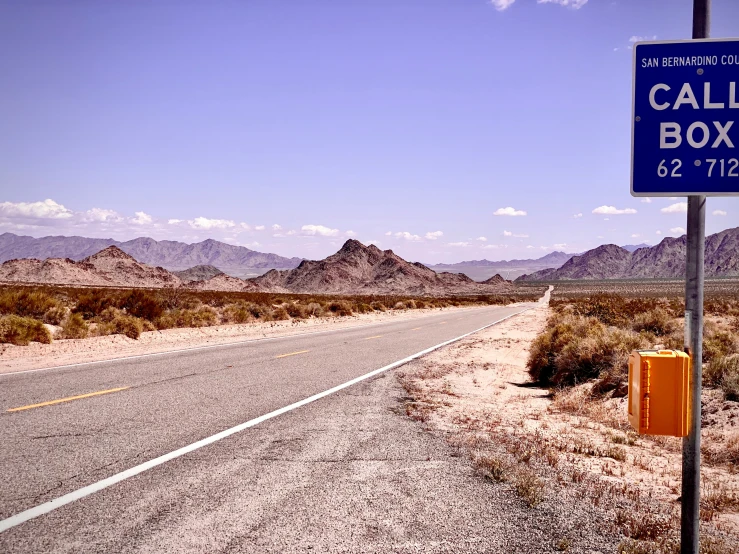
xmin=682 ymin=5 xmax=709 ymax=552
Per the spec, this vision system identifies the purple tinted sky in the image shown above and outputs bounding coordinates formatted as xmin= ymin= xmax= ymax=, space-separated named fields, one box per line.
xmin=0 ymin=0 xmax=737 ymax=263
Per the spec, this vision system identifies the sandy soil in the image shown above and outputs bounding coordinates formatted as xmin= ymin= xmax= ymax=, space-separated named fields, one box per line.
xmin=397 ymin=300 xmax=739 ymax=550
xmin=0 ymin=304 xmax=515 ymax=375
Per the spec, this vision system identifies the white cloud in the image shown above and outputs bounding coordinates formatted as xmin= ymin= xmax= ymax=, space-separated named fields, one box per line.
xmin=641 ymin=198 xmax=652 ymax=203
xmin=345 ymin=230 xmax=357 ymax=237
xmin=131 ymin=211 xmax=153 ymax=225
xmin=490 ymin=0 xmax=516 ymax=10
xmin=573 ymin=213 xmax=583 ymax=218
xmin=592 ymin=205 xmax=637 ymax=215
xmin=366 ymin=240 xmax=380 ymax=246
xmin=240 ymin=223 xmax=252 ymax=231
xmin=502 ymin=230 xmax=529 ymax=238
xmin=656 ymin=230 xmax=662 ymax=235
xmin=670 ymin=227 xmax=686 ymax=234
xmin=255 ymin=225 xmax=265 ymax=231
xmin=476 ymin=236 xmax=488 ymax=242
xmin=661 ymin=202 xmax=688 ymax=214
xmin=425 ymin=231 xmax=443 ymax=240
xmin=272 ymin=224 xmax=282 ymax=231
xmin=554 ymin=243 xmax=567 ymax=249
xmin=447 ymin=242 xmax=469 ymax=247
xmin=385 ymin=231 xmax=392 ymax=236
xmin=168 ymin=219 xmax=183 ymax=225
xmin=537 ymin=0 xmax=588 ymax=8
xmin=187 ymin=216 xmax=235 ymax=230
xmin=494 ymin=206 xmax=527 ymax=217
xmin=526 ymin=245 xmax=534 ymax=249
xmin=395 ymin=231 xmax=422 ymax=242
xmin=631 ymin=234 xmax=640 ymax=238
xmin=482 ymin=244 xmax=499 ymax=249
xmin=0 ymin=199 xmax=73 ymax=219
xmin=84 ymin=208 xmax=123 ymax=222
xmin=713 ymin=210 xmax=727 ymax=216
xmin=302 ymin=224 xmax=339 ymax=237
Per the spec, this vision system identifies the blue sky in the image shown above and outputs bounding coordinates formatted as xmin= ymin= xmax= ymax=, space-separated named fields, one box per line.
xmin=0 ymin=0 xmax=737 ymax=263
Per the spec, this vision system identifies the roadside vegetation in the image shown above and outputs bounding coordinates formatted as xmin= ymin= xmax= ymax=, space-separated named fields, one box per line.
xmin=0 ymin=284 xmax=546 ymax=345
xmin=398 ymin=282 xmax=739 ymax=553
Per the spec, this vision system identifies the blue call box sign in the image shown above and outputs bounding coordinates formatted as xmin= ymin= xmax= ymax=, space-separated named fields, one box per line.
xmin=632 ymin=39 xmax=739 ymax=196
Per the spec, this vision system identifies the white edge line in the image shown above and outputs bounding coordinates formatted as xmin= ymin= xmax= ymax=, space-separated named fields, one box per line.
xmin=0 ymin=305 xmax=519 ymax=378
xmin=0 ymin=306 xmax=533 ymax=533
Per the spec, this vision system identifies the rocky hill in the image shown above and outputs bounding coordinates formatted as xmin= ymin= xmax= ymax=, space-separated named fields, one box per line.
xmin=174 ymin=265 xmax=224 ymax=282
xmin=185 ymin=273 xmax=260 ymax=292
xmin=254 ymin=239 xmax=512 ymax=295
xmin=0 ymin=246 xmax=182 ymax=288
xmin=82 ymin=246 xmax=182 ymax=287
xmin=0 ymin=233 xmax=302 ymax=272
xmin=517 ymin=227 xmax=739 ymax=281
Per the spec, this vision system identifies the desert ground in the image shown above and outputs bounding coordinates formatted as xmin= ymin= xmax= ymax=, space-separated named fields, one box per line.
xmin=398 ymin=281 xmax=739 ymax=553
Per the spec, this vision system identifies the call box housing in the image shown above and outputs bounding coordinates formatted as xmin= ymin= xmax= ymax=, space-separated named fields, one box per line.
xmin=628 ymin=350 xmax=691 ymax=437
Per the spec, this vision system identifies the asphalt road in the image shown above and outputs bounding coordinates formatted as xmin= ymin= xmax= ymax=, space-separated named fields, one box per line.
xmin=0 ymin=303 xmax=549 ymax=552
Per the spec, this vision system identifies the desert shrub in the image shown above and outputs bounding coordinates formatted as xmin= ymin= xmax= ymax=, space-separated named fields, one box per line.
xmin=703 ymin=330 xmax=738 ymax=364
xmin=406 ymin=299 xmax=417 ymax=309
xmin=96 ymin=307 xmax=144 ymax=339
xmin=73 ymin=290 xmax=118 ymax=319
xmin=528 ymin=313 xmax=648 ymax=387
xmin=285 ymin=302 xmax=308 ymax=319
xmin=0 ymin=315 xmax=52 ymax=345
xmin=370 ymin=301 xmax=386 ymax=312
xmin=156 ymin=306 xmax=218 ymax=329
xmin=270 ymin=306 xmax=290 ymax=321
xmin=328 ymin=300 xmax=353 ymax=316
xmin=59 ymin=312 xmax=89 ymax=339
xmin=354 ymin=303 xmax=373 ymax=314
xmin=305 ymin=302 xmax=324 ymax=317
xmin=631 ymin=308 xmax=676 ymax=336
xmin=0 ymin=288 xmax=61 ymax=319
xmin=119 ymin=290 xmax=163 ymax=322
xmin=222 ymin=303 xmax=252 ymax=324
xmin=246 ymin=302 xmax=269 ymax=319
xmin=394 ymin=301 xmax=406 ymax=310
xmin=705 ymin=355 xmax=739 ymax=401
xmin=42 ymin=306 xmax=67 ymax=325
xmin=415 ymin=299 xmax=427 ymax=309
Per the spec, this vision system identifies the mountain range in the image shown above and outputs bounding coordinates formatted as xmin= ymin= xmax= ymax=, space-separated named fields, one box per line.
xmin=516 ymin=227 xmax=739 ymax=281
xmin=0 ymin=240 xmax=511 ymax=295
xmin=427 ymin=251 xmax=575 ymax=281
xmin=0 ymin=233 xmax=302 ymax=276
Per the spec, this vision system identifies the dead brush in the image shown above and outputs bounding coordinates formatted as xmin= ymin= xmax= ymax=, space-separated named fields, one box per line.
xmin=513 ymin=468 xmax=545 ymax=507
xmin=472 ymin=453 xmax=508 ymax=482
xmin=614 ymin=505 xmax=674 ymax=542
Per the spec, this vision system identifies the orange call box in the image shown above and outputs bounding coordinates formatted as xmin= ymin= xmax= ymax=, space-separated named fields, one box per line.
xmin=627 ymin=350 xmax=691 ymax=437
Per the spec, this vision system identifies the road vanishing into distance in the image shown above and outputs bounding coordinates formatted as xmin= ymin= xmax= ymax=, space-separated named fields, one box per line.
xmin=0 ymin=302 xmax=545 ymax=553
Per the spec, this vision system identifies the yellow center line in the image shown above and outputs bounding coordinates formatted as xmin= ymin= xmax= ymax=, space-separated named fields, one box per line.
xmin=7 ymin=387 xmax=130 ymax=413
xmin=439 ymin=321 xmax=448 ymax=325
xmin=411 ymin=327 xmax=422 ymax=331
xmin=363 ymin=335 xmax=384 ymax=340
xmin=275 ymin=350 xmax=310 ymax=359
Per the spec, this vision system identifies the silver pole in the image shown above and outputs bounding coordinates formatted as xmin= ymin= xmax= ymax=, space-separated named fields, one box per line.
xmin=681 ymin=6 xmax=709 ymax=553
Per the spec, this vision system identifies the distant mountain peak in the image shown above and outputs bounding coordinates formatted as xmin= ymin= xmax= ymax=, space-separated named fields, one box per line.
xmin=82 ymin=245 xmax=135 ymax=262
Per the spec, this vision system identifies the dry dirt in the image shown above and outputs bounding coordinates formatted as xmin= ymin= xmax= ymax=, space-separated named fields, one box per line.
xmin=0 ymin=304 xmax=505 ymax=375
xmin=397 ymin=301 xmax=739 ymax=551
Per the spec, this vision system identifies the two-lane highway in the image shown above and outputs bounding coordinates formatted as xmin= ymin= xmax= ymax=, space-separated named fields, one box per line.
xmin=0 ymin=302 xmax=534 ymax=550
